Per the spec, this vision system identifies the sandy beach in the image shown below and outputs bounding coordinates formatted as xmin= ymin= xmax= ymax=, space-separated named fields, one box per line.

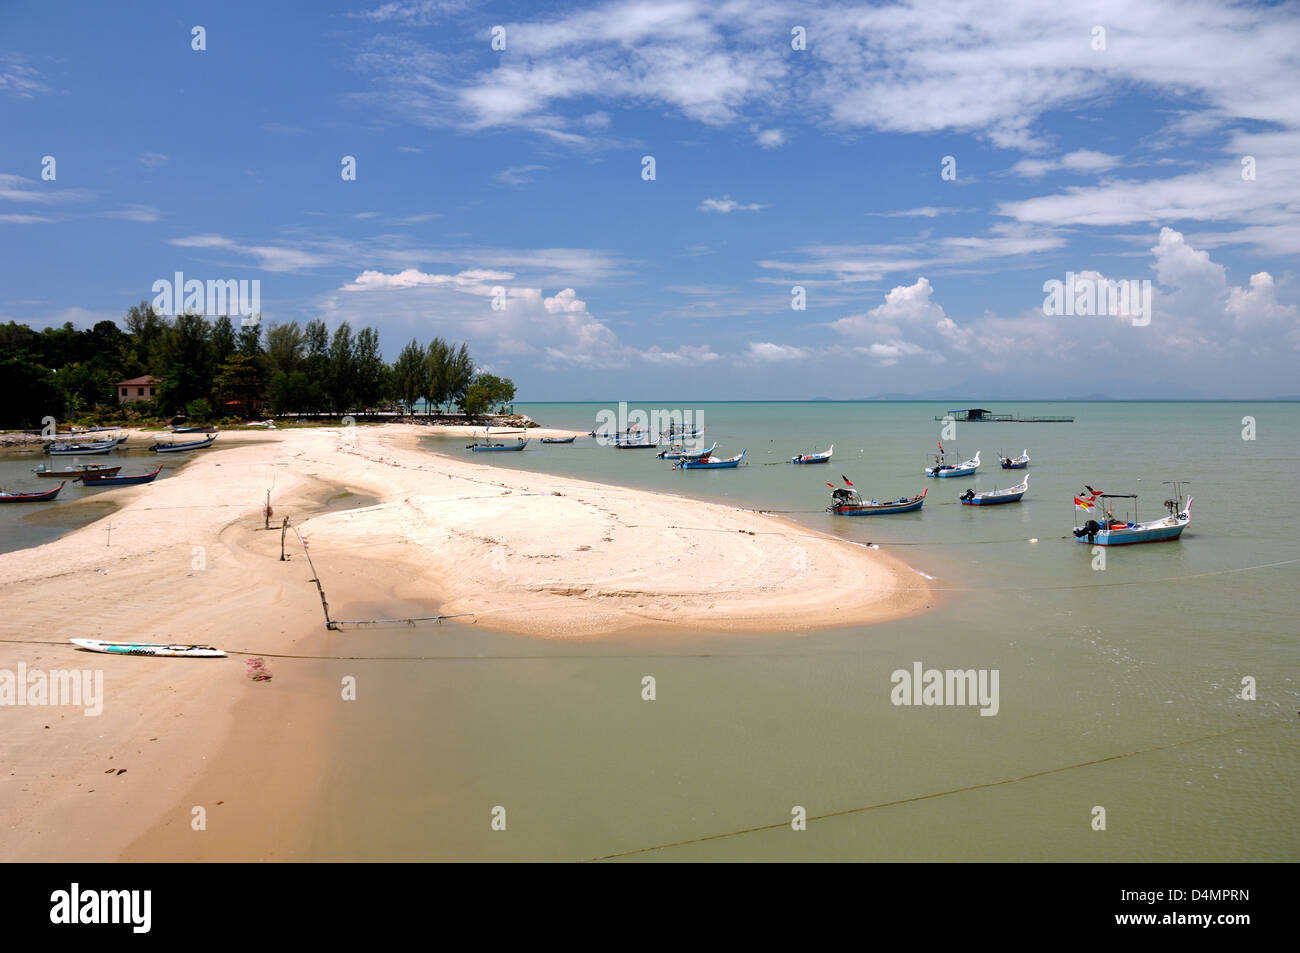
xmin=0 ymin=423 xmax=931 ymax=861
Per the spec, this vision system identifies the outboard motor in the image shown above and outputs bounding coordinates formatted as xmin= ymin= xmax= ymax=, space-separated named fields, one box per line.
xmin=960 ymin=489 xmax=976 ymax=501
xmin=1072 ymin=519 xmax=1102 ymax=542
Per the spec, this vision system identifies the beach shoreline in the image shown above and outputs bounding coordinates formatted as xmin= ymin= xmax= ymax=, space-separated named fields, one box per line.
xmin=0 ymin=422 xmax=933 ymax=860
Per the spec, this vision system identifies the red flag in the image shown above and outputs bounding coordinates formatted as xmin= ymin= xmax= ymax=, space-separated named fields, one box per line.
xmin=826 ymin=482 xmax=835 ymax=488
xmin=842 ymin=474 xmax=853 ymax=487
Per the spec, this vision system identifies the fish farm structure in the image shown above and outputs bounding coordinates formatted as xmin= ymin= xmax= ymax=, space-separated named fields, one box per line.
xmin=936 ymin=408 xmax=1075 ymax=423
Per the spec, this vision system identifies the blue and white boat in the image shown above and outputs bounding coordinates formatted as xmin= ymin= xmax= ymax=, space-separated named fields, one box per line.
xmin=925 ymin=448 xmax=979 ymax=478
xmin=959 ymin=475 xmax=1028 ymax=505
xmin=792 ymin=444 xmax=833 ymax=464
xmin=674 ymin=448 xmax=746 ymax=470
xmin=658 ymin=441 xmax=716 ymax=460
xmin=1072 ymin=483 xmax=1192 ymax=546
xmin=999 ymin=449 xmax=1029 ymax=469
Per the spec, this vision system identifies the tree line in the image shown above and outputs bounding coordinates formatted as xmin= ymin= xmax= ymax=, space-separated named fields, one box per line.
xmin=0 ymin=301 xmax=516 ymax=429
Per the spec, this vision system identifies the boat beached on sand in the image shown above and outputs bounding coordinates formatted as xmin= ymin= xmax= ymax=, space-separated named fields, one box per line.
xmin=70 ymin=638 xmax=226 ymax=658
xmin=1072 ymin=482 xmax=1192 ymax=546
xmin=959 ymin=475 xmax=1028 ymax=505
xmin=79 ymin=464 xmax=164 ymax=487
xmin=539 ymin=435 xmax=576 ymax=444
xmin=149 ymin=434 xmax=217 ymax=452
xmin=46 ymin=438 xmax=116 ymax=455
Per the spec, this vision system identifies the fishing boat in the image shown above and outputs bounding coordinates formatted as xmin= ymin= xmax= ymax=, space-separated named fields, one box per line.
xmin=614 ymin=435 xmax=659 ymax=449
xmin=247 ymin=419 xmax=278 ymax=429
xmin=999 ymin=449 xmax=1030 ymax=469
xmin=959 ymin=476 xmax=1028 ymax=505
xmin=32 ymin=463 xmax=121 ymax=479
xmin=827 ymin=481 xmax=927 ymax=515
xmin=664 ymin=425 xmax=706 ymax=440
xmin=468 ymin=438 xmax=528 ymax=452
xmin=539 ymin=435 xmax=576 ymax=444
xmin=658 ymin=441 xmax=717 ymax=460
xmin=792 ymin=444 xmax=834 ymax=464
xmin=149 ymin=434 xmax=217 ymax=452
xmin=70 ymin=638 xmax=226 ymax=658
xmin=46 ymin=438 xmax=116 ymax=455
xmin=924 ymin=447 xmax=980 ymax=478
xmin=1072 ymin=482 xmax=1192 ymax=546
xmin=170 ymin=423 xmax=217 ymax=434
xmin=0 ymin=481 xmax=66 ymax=503
xmin=79 ymin=464 xmax=164 ymax=487
xmin=674 ymin=449 xmax=746 ymax=470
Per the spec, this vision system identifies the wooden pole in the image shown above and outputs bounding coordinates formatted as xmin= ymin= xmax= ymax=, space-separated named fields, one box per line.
xmin=280 ymin=516 xmax=289 ymax=561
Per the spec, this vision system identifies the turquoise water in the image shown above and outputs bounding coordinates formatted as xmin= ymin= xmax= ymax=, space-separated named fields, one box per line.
xmin=298 ymin=401 xmax=1297 ymax=861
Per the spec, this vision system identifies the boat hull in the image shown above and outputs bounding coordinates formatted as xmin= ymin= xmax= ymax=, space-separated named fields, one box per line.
xmin=539 ymin=436 xmax=575 ymax=444
xmin=80 ymin=466 xmax=163 ymax=487
xmin=960 ymin=492 xmax=1025 ymax=505
xmin=1074 ymin=523 xmax=1187 ymax=545
xmin=469 ymin=441 xmax=528 ymax=452
xmin=830 ymin=498 xmax=925 ymax=515
xmin=48 ymin=444 xmax=114 ymax=455
xmin=927 ymin=465 xmax=977 ymax=478
xmin=675 ymin=449 xmax=746 ymax=470
xmin=150 ymin=436 xmax=217 ymax=452
xmin=0 ymin=481 xmax=65 ymax=503
xmin=70 ymin=638 xmax=226 ymax=658
xmin=1000 ymin=461 xmax=1029 ymax=469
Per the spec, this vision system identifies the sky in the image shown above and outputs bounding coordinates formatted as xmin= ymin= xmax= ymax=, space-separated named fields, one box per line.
xmin=2 ymin=0 xmax=1298 ymax=400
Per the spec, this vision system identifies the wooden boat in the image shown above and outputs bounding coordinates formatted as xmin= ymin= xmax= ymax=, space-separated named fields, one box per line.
xmin=999 ymin=449 xmax=1030 ymax=469
xmin=468 ymin=438 xmax=528 ymax=452
xmin=925 ymin=448 xmax=979 ymax=478
xmin=828 ymin=484 xmax=927 ymax=515
xmin=246 ymin=419 xmax=277 ymax=429
xmin=539 ymin=435 xmax=576 ymax=444
xmin=614 ymin=436 xmax=659 ymax=449
xmin=170 ymin=424 xmax=217 ymax=434
xmin=32 ymin=463 xmax=121 ymax=479
xmin=792 ymin=444 xmax=833 ymax=464
xmin=664 ymin=426 xmax=706 ymax=440
xmin=79 ymin=464 xmax=164 ymax=487
xmin=959 ymin=475 xmax=1028 ymax=505
xmin=658 ymin=441 xmax=716 ymax=460
xmin=674 ymin=448 xmax=746 ymax=470
xmin=1072 ymin=482 xmax=1192 ymax=546
xmin=46 ymin=438 xmax=116 ymax=455
xmin=0 ymin=481 xmax=66 ymax=503
xmin=149 ymin=434 xmax=217 ymax=452
xmin=70 ymin=638 xmax=226 ymax=658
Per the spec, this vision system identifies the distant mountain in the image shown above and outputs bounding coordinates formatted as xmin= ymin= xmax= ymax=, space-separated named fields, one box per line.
xmin=863 ymin=376 xmax=1228 ymax=401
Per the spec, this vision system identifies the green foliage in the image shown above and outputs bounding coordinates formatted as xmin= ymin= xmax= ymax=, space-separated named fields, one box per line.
xmin=0 ymin=299 xmax=504 ymax=427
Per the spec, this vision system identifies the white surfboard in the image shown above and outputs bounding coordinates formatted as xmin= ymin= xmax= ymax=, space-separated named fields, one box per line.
xmin=70 ymin=638 xmax=226 ymax=658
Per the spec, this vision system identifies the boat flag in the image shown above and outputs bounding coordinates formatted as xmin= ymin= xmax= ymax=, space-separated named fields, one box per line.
xmin=841 ymin=475 xmax=853 ymax=487
xmin=1074 ymin=496 xmax=1094 ymax=510
xmin=826 ymin=482 xmax=835 ymax=488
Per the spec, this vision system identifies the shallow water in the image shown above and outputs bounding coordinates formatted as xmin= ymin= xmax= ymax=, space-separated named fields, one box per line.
xmin=294 ymin=401 xmax=1297 ymax=860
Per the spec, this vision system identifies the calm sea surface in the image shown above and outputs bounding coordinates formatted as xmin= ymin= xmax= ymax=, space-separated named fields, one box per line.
xmin=9 ymin=403 xmax=1298 ymax=860
xmin=314 ymin=402 xmax=1297 ymax=860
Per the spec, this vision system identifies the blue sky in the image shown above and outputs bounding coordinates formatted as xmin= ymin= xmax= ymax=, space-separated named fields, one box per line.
xmin=2 ymin=0 xmax=1298 ymax=399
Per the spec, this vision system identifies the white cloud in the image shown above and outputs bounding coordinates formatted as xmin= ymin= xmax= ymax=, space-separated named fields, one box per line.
xmin=698 ymin=195 xmax=764 ymax=213
xmin=1226 ymin=272 xmax=1297 ymax=331
xmin=743 ymin=341 xmax=811 ymax=362
xmin=496 ymin=164 xmax=548 ymax=185
xmin=104 ymin=205 xmax=161 ymax=223
xmin=138 ymin=152 xmax=169 ymax=170
xmin=0 ymin=213 xmax=53 ymax=224
xmin=1009 ymin=150 xmax=1122 ymax=178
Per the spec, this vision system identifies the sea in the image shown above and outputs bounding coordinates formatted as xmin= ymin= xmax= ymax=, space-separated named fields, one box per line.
xmin=6 ymin=402 xmax=1297 ymax=860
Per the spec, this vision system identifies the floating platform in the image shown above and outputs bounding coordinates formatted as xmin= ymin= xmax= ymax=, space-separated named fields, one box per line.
xmin=935 ymin=407 xmax=1074 ymax=423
